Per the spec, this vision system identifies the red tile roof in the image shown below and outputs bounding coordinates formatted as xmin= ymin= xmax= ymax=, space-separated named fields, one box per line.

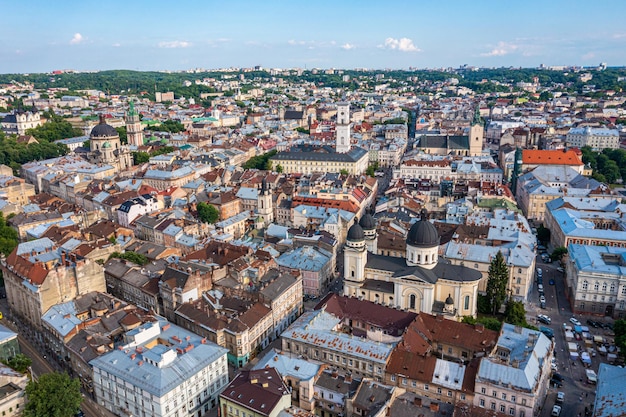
xmin=522 ymin=149 xmax=583 ymax=166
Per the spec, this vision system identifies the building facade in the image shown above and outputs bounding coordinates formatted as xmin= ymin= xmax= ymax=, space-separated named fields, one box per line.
xmin=91 ymin=319 xmax=229 ymax=417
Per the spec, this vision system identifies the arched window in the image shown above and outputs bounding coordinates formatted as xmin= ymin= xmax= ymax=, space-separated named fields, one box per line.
xmin=602 ymin=282 xmax=607 ymax=292
xmin=351 ymin=270 xmax=355 ymax=278
xmin=409 ymin=294 xmax=416 ymax=310
xmin=260 ymin=200 xmax=264 ymax=209
xmin=464 ymin=295 xmax=470 ymax=310
xmin=425 ymin=254 xmax=429 ymax=263
xmin=518 ymin=268 xmax=522 ymax=274
xmin=610 ymin=283 xmax=616 ymax=293
xmin=417 ymin=254 xmax=421 ymax=262
xmin=594 ymin=282 xmax=599 ymax=291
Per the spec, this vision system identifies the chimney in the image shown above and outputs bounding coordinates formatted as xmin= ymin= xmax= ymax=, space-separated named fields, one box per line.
xmin=414 ymin=397 xmax=422 ymax=407
xmin=430 ymin=402 xmax=439 ymax=412
xmin=61 ymin=251 xmax=66 ymax=265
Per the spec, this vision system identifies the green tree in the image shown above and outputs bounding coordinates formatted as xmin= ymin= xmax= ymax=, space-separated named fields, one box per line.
xmin=485 ymin=251 xmax=509 ymax=315
xmin=24 ymin=372 xmax=82 ymax=417
xmin=551 ymin=246 xmax=568 ymax=262
xmin=242 ymin=150 xmax=278 ymax=170
xmin=476 ymin=294 xmax=491 ymax=314
xmin=275 ymin=164 xmax=283 ymax=173
xmin=0 ymin=212 xmax=18 ymax=256
xmin=2 ymin=353 xmax=32 ymax=373
xmin=197 ymin=202 xmax=219 ymax=224
xmin=536 ymin=225 xmax=550 ymax=244
xmin=461 ymin=315 xmax=502 ymax=331
xmin=339 ymin=169 xmax=349 ymax=176
xmin=133 ymin=151 xmax=150 ymax=164
xmin=365 ymin=162 xmax=379 ymax=177
xmin=109 ymin=251 xmax=149 ymax=266
xmin=504 ymin=300 xmax=528 ymax=327
xmin=115 ymin=126 xmax=128 ymax=145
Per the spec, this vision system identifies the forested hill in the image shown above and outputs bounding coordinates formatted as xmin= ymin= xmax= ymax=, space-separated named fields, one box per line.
xmin=2 ymin=67 xmax=626 ymax=99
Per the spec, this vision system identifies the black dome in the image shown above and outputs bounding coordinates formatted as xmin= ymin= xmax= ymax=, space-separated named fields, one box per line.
xmin=90 ymin=116 xmax=118 ymax=138
xmin=407 ymin=217 xmax=439 ymax=247
xmin=445 ymin=294 xmax=454 ymax=305
xmin=347 ymin=223 xmax=365 ymax=241
xmin=359 ymin=212 xmax=376 ymax=230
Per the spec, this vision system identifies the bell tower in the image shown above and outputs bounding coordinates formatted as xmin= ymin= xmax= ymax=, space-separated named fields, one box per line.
xmin=469 ymin=106 xmax=484 ymax=156
xmin=336 ymin=102 xmax=351 ymax=153
xmin=257 ymin=177 xmax=273 ymax=226
xmin=126 ymin=101 xmax=144 ymax=147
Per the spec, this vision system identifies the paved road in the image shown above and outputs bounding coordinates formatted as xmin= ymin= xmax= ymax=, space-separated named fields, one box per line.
xmin=526 ymin=257 xmax=601 ymax=417
xmin=0 ymin=299 xmax=115 ymax=417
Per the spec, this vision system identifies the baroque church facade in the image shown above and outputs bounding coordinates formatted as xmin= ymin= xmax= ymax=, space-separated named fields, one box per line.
xmin=343 ymin=210 xmax=482 ymax=319
xmin=89 ymin=115 xmax=133 ymax=173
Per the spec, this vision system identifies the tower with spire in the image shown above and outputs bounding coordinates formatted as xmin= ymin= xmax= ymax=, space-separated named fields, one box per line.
xmin=468 ymin=106 xmax=484 ymax=156
xmin=256 ymin=177 xmax=273 ymax=226
xmin=125 ymin=101 xmax=144 ymax=147
xmin=335 ymin=102 xmax=351 ymax=153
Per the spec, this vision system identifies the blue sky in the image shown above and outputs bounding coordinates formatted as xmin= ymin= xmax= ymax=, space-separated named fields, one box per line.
xmin=3 ymin=1 xmax=626 ymax=73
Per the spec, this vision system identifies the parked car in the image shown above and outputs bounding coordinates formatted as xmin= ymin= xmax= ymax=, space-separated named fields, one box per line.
xmin=537 ymin=268 xmax=543 ymax=276
xmin=556 ymin=392 xmax=565 ymax=404
xmin=557 ymin=267 xmax=564 ymax=273
xmin=551 ymin=405 xmax=562 ymax=416
xmin=552 ymin=373 xmax=564 ymax=382
xmin=570 ymin=317 xmax=582 ymax=326
xmin=538 ymin=314 xmax=552 ymax=324
xmin=540 ymin=326 xmax=554 ymax=339
xmin=539 ymin=295 xmax=546 ymax=304
xmin=538 ymin=284 xmax=544 ymax=294
xmin=540 ymin=301 xmax=546 ymax=309
xmin=549 ymin=278 xmax=555 ymax=285
xmin=587 ymin=319 xmax=599 ymax=328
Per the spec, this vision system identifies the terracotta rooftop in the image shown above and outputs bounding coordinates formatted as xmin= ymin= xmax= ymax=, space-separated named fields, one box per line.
xmin=522 ymin=149 xmax=583 ymax=166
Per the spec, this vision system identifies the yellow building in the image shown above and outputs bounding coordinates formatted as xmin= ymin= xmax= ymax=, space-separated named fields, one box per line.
xmin=270 ymin=145 xmax=368 ymax=175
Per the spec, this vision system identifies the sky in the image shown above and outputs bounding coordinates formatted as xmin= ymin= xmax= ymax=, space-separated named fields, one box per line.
xmin=3 ymin=1 xmax=626 ymax=74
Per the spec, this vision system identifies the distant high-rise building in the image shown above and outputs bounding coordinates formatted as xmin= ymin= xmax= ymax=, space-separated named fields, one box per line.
xmin=125 ymin=101 xmax=144 ymax=147
xmin=335 ymin=102 xmax=351 ymax=153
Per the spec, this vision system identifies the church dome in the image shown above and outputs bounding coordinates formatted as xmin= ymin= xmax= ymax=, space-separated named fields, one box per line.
xmin=347 ymin=222 xmax=365 ymax=241
xmin=90 ymin=115 xmax=118 ymax=138
xmin=445 ymin=294 xmax=454 ymax=305
xmin=359 ymin=212 xmax=376 ymax=230
xmin=407 ymin=211 xmax=439 ymax=248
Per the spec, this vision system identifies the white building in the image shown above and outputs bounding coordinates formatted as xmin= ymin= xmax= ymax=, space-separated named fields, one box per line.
xmin=474 ymin=324 xmax=553 ymax=417
xmin=566 ymin=126 xmax=619 ymax=151
xmin=91 ymin=319 xmax=229 ymax=417
xmin=566 ymin=244 xmax=626 ymax=318
xmin=117 ymin=194 xmax=162 ymax=228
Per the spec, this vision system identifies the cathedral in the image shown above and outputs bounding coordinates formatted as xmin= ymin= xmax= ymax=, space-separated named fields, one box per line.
xmin=89 ymin=115 xmax=133 ymax=173
xmin=343 ymin=210 xmax=482 ymax=319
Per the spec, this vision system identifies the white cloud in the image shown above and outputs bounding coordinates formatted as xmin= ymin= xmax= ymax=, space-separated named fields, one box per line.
xmin=341 ymin=43 xmax=355 ymax=50
xmin=481 ymin=41 xmax=519 ymax=57
xmin=158 ymin=41 xmax=191 ymax=48
xmin=70 ymin=33 xmax=84 ymax=45
xmin=382 ymin=37 xmax=420 ymax=52
xmin=112 ymin=43 xmax=121 ymax=47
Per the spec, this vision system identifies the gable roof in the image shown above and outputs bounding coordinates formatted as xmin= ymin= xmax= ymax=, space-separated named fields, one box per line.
xmin=522 ymin=149 xmax=583 ymax=166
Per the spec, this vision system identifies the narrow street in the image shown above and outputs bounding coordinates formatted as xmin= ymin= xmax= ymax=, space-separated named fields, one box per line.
xmin=0 ymin=298 xmax=115 ymax=417
xmin=525 ymin=257 xmax=600 ymax=417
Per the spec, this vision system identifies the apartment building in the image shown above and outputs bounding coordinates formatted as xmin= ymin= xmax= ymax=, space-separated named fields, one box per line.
xmin=91 ymin=319 xmax=229 ymax=417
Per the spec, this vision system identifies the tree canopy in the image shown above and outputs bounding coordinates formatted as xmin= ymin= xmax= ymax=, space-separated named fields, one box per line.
xmin=145 ymin=119 xmax=185 ymax=133
xmin=615 ymin=319 xmax=626 ymax=359
xmin=24 ymin=372 xmax=82 ymax=417
xmin=485 ymin=251 xmax=509 ymax=315
xmin=0 ymin=212 xmax=18 ymax=256
xmin=242 ymin=150 xmax=277 ymax=170
xmin=1 ymin=353 xmax=32 ymax=373
xmin=197 ymin=202 xmax=219 ymax=224
xmin=109 ymin=251 xmax=149 ymax=266
xmin=25 ymin=113 xmax=83 ymax=142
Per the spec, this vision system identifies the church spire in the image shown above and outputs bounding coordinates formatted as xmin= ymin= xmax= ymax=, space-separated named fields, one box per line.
xmin=471 ymin=106 xmax=484 ymax=127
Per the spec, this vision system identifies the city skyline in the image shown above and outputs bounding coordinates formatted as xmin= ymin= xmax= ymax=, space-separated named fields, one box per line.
xmin=3 ymin=1 xmax=626 ymax=74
